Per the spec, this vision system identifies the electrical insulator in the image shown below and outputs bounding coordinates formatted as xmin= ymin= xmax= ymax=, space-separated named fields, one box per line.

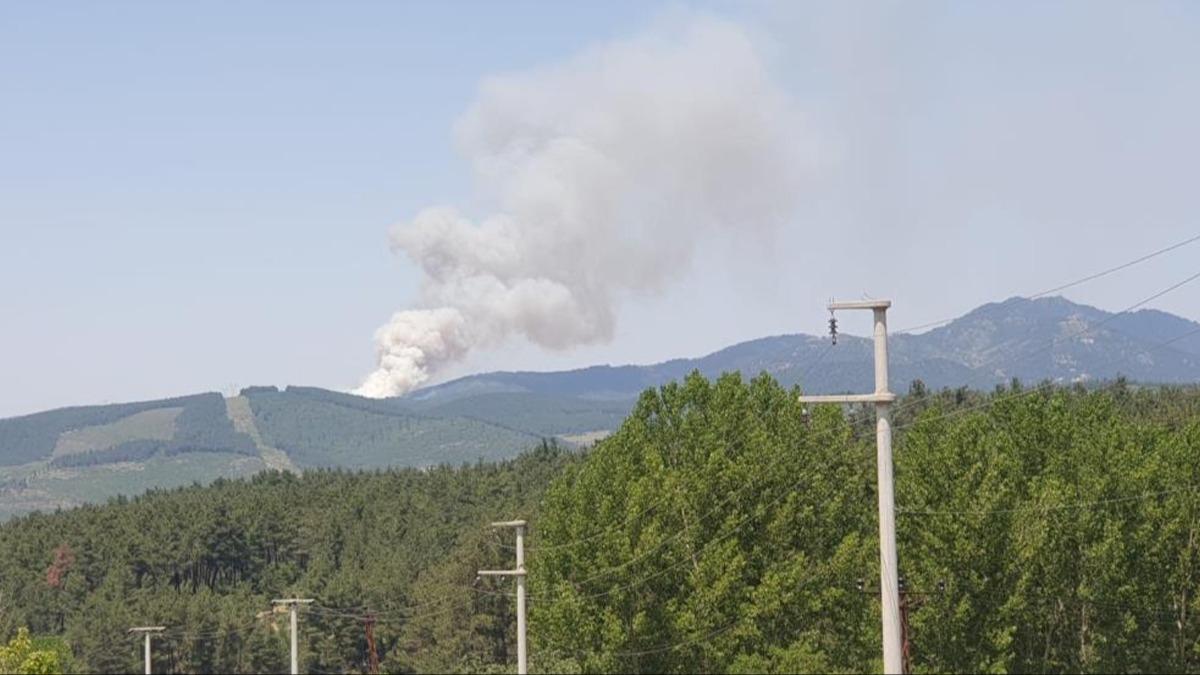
xmin=828 ymin=316 xmax=838 ymax=345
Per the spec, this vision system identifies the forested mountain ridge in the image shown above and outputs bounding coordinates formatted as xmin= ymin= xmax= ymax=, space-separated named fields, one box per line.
xmin=1 ymin=295 xmax=1197 ymax=520
xmin=0 ymin=388 xmax=545 ymax=520
xmin=415 ymin=296 xmax=1200 ymax=403
xmin=2 ymin=377 xmax=1200 ymax=673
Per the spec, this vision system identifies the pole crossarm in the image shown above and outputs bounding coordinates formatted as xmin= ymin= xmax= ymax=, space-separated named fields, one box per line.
xmin=478 ymin=569 xmax=526 ymax=576
xmin=130 ymin=626 xmax=166 ymax=675
xmin=491 ymin=520 xmax=528 ymax=528
xmin=797 ymin=393 xmax=896 ymax=403
xmin=272 ymin=599 xmax=314 ymax=675
xmin=829 ymin=299 xmax=891 ymax=310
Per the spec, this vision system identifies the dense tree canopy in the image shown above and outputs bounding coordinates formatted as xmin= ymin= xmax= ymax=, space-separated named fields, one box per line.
xmin=0 ymin=443 xmax=574 ymax=673
xmin=531 ymin=372 xmax=876 ymax=673
xmin=1 ymin=373 xmax=1199 ymax=673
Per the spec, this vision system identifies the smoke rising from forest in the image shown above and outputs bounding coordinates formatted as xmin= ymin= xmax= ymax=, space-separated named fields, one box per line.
xmin=356 ymin=14 xmax=805 ymax=397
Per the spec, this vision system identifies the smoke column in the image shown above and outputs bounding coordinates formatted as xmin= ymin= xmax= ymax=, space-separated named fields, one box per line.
xmin=356 ymin=13 xmax=805 ymax=397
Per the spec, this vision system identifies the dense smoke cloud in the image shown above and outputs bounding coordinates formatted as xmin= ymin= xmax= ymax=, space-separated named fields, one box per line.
xmin=356 ymin=14 xmax=804 ymax=397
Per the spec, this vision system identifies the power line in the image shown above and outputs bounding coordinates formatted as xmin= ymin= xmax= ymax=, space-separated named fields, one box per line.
xmin=477 ymin=520 xmax=528 ymax=675
xmin=1023 ymin=267 xmax=1200 ymax=358
xmin=498 ymin=239 xmax=1200 ymax=562
xmin=895 ymin=232 xmax=1200 ymax=334
xmin=799 ymin=299 xmax=902 ymax=674
xmin=887 ymin=269 xmax=1200 ymax=425
xmin=540 ymin=561 xmax=845 ymax=662
xmin=888 ymin=320 xmax=1200 ymax=520
xmin=538 ymin=615 xmax=745 ymax=661
xmin=892 ymin=323 xmax=1200 ymax=434
xmin=273 ymin=598 xmax=314 ymax=675
xmin=456 ymin=436 xmax=841 ymax=608
xmin=490 ymin=432 xmax=821 ymax=583
xmin=797 ymin=272 xmax=1200 ymax=442
xmin=494 ymin=495 xmax=666 ymax=554
xmin=796 ymin=341 xmax=835 ymax=387
xmin=526 ymin=472 xmax=804 ymax=596
xmin=158 ymin=617 xmax=262 ymax=641
xmin=521 ymin=469 xmax=826 ymax=604
xmin=310 ymin=599 xmax=474 ymax=626
xmin=308 ymin=594 xmax=460 ymax=618
xmin=87 ymin=261 xmax=1200 ymax=673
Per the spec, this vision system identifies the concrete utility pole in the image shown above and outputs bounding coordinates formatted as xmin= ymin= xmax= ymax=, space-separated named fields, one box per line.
xmin=272 ymin=598 xmax=314 ymax=675
xmin=128 ymin=626 xmax=165 ymax=675
xmin=478 ymin=520 xmax=527 ymax=675
xmin=798 ymin=299 xmax=901 ymax=674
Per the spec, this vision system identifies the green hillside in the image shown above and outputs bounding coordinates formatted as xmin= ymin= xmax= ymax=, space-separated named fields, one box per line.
xmin=2 ymin=376 xmax=1199 ymax=672
xmin=414 ymin=392 xmax=635 ymax=438
xmin=243 ymin=387 xmax=543 ymax=469
xmin=0 ymin=387 xmax=558 ymax=520
xmin=0 ymin=394 xmax=245 ymax=468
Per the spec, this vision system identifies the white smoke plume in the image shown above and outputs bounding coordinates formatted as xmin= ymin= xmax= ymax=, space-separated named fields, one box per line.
xmin=356 ymin=13 xmax=805 ymax=398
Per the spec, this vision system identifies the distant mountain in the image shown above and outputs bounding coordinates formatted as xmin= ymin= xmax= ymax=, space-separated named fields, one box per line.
xmin=413 ymin=296 xmax=1200 ymax=403
xmin=1 ymin=295 xmax=1197 ymax=519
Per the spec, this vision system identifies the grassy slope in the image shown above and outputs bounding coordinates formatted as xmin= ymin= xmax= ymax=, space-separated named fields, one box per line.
xmin=0 ymin=386 xmax=564 ymax=519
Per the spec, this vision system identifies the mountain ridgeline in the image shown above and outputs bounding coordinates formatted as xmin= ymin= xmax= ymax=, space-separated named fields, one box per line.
xmin=0 ymin=296 xmax=1198 ymax=519
xmin=412 ymin=296 xmax=1200 ymax=403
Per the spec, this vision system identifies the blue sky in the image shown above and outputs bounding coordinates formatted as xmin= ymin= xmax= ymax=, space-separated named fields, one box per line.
xmin=2 ymin=1 xmax=1199 ymax=416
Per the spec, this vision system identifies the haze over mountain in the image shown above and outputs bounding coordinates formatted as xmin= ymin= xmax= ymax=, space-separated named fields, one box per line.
xmin=1 ymin=296 xmax=1197 ymax=519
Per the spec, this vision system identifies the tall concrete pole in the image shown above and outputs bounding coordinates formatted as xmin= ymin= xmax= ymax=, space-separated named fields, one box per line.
xmin=290 ymin=603 xmax=298 ymax=675
xmin=798 ymin=299 xmax=901 ymax=674
xmin=872 ymin=306 xmax=902 ymax=675
xmin=272 ymin=598 xmax=314 ymax=675
xmin=128 ymin=626 xmax=165 ymax=675
xmin=515 ymin=523 xmax=527 ymax=675
xmin=479 ymin=519 xmax=529 ymax=675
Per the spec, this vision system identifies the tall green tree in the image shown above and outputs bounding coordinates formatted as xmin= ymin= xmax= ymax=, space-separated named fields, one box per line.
xmin=531 ymin=372 xmax=879 ymax=673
